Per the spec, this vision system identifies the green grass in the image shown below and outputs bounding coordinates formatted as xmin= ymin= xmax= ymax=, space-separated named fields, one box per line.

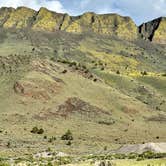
xmin=0 ymin=29 xmax=165 ymax=157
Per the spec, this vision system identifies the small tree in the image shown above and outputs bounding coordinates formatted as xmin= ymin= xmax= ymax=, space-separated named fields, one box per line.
xmin=66 ymin=141 xmax=72 ymax=146
xmin=141 ymin=71 xmax=148 ymax=76
xmin=31 ymin=127 xmax=38 ymax=134
xmin=37 ymin=128 xmax=44 ymax=134
xmin=31 ymin=127 xmax=44 ymax=134
xmin=61 ymin=130 xmax=73 ymax=140
xmin=116 ymin=70 xmax=120 ymax=74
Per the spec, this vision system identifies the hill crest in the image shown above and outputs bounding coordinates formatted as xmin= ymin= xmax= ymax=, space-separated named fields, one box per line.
xmin=0 ymin=6 xmax=165 ymax=43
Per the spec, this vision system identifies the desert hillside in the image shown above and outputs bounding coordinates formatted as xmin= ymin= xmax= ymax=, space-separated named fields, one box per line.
xmin=0 ymin=6 xmax=165 ymax=166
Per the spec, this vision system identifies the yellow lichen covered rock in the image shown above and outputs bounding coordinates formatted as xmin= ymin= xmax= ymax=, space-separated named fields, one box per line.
xmin=3 ymin=7 xmax=36 ymax=28
xmin=139 ymin=17 xmax=166 ymax=44
xmin=92 ymin=14 xmax=137 ymax=40
xmin=0 ymin=7 xmax=14 ymax=26
xmin=0 ymin=7 xmax=141 ymax=41
xmin=32 ymin=7 xmax=64 ymax=31
xmin=60 ymin=14 xmax=71 ymax=30
xmin=65 ymin=12 xmax=95 ymax=33
xmin=153 ymin=18 xmax=166 ymax=44
xmin=65 ymin=13 xmax=138 ymax=40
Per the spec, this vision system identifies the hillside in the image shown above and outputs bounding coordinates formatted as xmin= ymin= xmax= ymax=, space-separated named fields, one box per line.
xmin=0 ymin=6 xmax=165 ymax=162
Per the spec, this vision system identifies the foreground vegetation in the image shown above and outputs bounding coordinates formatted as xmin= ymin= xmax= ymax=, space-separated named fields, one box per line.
xmin=0 ymin=151 xmax=166 ymax=166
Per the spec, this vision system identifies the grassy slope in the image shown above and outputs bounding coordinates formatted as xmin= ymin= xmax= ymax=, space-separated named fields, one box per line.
xmin=0 ymin=29 xmax=165 ymax=157
xmin=65 ymin=159 xmax=166 ymax=166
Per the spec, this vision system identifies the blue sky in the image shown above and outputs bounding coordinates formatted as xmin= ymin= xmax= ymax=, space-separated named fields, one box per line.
xmin=0 ymin=0 xmax=166 ymax=25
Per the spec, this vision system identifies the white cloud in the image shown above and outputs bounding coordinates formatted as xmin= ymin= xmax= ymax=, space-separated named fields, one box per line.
xmin=0 ymin=0 xmax=66 ymax=13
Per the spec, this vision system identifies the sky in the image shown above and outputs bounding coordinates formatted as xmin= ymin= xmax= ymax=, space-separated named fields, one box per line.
xmin=0 ymin=0 xmax=166 ymax=25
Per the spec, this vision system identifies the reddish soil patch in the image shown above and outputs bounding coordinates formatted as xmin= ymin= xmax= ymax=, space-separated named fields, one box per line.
xmin=33 ymin=97 xmax=111 ymax=120
xmin=57 ymin=97 xmax=111 ymax=118
xmin=14 ymin=79 xmax=62 ymax=100
xmin=122 ymin=106 xmax=139 ymax=115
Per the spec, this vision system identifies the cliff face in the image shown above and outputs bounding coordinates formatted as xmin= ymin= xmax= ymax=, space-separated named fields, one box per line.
xmin=64 ymin=13 xmax=138 ymax=40
xmin=3 ymin=7 xmax=35 ymax=28
xmin=0 ymin=7 xmax=165 ymax=43
xmin=0 ymin=7 xmax=138 ymax=40
xmin=139 ymin=17 xmax=166 ymax=44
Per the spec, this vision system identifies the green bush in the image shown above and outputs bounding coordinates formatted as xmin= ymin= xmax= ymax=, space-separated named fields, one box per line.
xmin=141 ymin=71 xmax=148 ymax=76
xmin=116 ymin=70 xmax=120 ymax=74
xmin=62 ymin=70 xmax=67 ymax=74
xmin=48 ymin=136 xmax=56 ymax=143
xmin=31 ymin=127 xmax=38 ymax=134
xmin=61 ymin=130 xmax=73 ymax=140
xmin=66 ymin=141 xmax=72 ymax=146
xmin=37 ymin=128 xmax=44 ymax=134
xmin=31 ymin=127 xmax=44 ymax=134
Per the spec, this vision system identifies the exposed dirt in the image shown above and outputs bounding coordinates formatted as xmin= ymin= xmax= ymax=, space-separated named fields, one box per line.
xmin=33 ymin=97 xmax=111 ymax=120
xmin=57 ymin=97 xmax=111 ymax=118
xmin=14 ymin=79 xmax=62 ymax=100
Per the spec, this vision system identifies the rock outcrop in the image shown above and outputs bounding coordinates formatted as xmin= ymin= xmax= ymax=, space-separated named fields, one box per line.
xmin=139 ymin=17 xmax=166 ymax=44
xmin=116 ymin=142 xmax=166 ymax=154
xmin=0 ymin=6 xmax=165 ymax=43
xmin=3 ymin=7 xmax=36 ymax=28
xmin=0 ymin=7 xmax=138 ymax=40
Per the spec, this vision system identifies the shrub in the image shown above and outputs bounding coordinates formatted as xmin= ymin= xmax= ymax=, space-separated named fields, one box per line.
xmin=62 ymin=70 xmax=67 ymax=74
xmin=7 ymin=142 xmax=11 ymax=148
xmin=104 ymin=146 xmax=107 ymax=151
xmin=48 ymin=137 xmax=56 ymax=143
xmin=101 ymin=67 xmax=105 ymax=71
xmin=162 ymin=73 xmax=166 ymax=77
xmin=66 ymin=141 xmax=72 ymax=146
xmin=116 ymin=70 xmax=120 ymax=74
xmin=61 ymin=130 xmax=73 ymax=140
xmin=141 ymin=71 xmax=148 ymax=76
xmin=31 ymin=127 xmax=38 ymax=134
xmin=37 ymin=128 xmax=44 ymax=134
xmin=98 ymin=120 xmax=115 ymax=125
xmin=93 ymin=78 xmax=97 ymax=82
xmin=31 ymin=127 xmax=44 ymax=134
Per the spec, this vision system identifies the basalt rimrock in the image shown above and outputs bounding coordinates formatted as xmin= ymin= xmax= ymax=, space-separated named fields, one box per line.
xmin=139 ymin=17 xmax=166 ymax=44
xmin=0 ymin=6 xmax=165 ymax=43
xmin=0 ymin=7 xmax=14 ymax=26
xmin=0 ymin=7 xmax=138 ymax=40
xmin=32 ymin=7 xmax=64 ymax=31
xmin=65 ymin=13 xmax=138 ymax=40
xmin=3 ymin=7 xmax=36 ymax=28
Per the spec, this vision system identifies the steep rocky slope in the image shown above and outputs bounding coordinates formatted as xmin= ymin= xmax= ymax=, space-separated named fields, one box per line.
xmin=0 ymin=28 xmax=165 ymax=157
xmin=139 ymin=17 xmax=166 ymax=44
xmin=0 ymin=7 xmax=138 ymax=40
xmin=0 ymin=7 xmax=165 ymax=43
xmin=0 ymin=6 xmax=165 ymax=158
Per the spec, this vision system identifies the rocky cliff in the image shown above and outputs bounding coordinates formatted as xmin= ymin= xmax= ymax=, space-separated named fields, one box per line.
xmin=0 ymin=7 xmax=165 ymax=43
xmin=0 ymin=7 xmax=138 ymax=40
xmin=139 ymin=17 xmax=166 ymax=44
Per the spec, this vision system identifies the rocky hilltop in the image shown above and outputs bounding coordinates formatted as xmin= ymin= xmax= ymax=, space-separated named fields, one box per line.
xmin=0 ymin=6 xmax=165 ymax=42
xmin=0 ymin=6 xmax=137 ymax=40
xmin=139 ymin=17 xmax=166 ymax=44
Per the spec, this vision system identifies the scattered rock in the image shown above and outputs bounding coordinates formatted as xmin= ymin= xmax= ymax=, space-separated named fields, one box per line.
xmin=116 ymin=142 xmax=166 ymax=154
